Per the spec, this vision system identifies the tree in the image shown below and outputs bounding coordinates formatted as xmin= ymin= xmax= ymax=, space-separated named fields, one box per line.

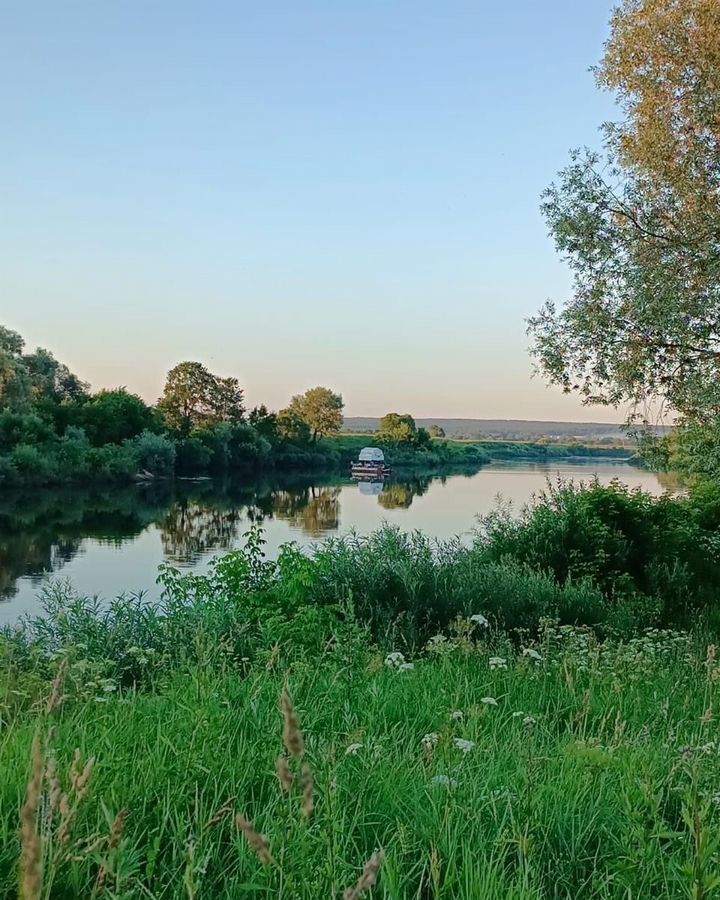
xmin=429 ymin=425 xmax=446 ymax=438
xmin=415 ymin=427 xmax=432 ymax=449
xmin=0 ymin=326 xmax=24 ymax=356
xmin=276 ymin=408 xmax=312 ymax=443
xmin=81 ymin=389 xmax=157 ymax=446
xmin=285 ymin=387 xmax=343 ymax=441
xmin=157 ymin=362 xmax=245 ymax=434
xmin=529 ymin=0 xmax=720 ymax=424
xmin=0 ymin=350 xmax=32 ymax=411
xmin=248 ymin=404 xmax=278 ymax=443
xmin=379 ymin=413 xmax=417 ymax=445
xmin=23 ymin=347 xmax=89 ymax=403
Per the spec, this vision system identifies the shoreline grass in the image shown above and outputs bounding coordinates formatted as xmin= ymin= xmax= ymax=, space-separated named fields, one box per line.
xmin=3 ymin=625 xmax=720 ymax=898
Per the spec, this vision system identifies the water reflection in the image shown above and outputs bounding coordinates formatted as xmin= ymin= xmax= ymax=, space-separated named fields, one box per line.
xmin=0 ymin=462 xmax=671 ymax=618
xmin=1 ymin=476 xmax=428 ymax=600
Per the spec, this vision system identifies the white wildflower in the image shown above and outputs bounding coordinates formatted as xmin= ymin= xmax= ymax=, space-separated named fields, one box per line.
xmin=422 ymin=733 xmax=439 ymax=750
xmin=430 ymin=774 xmax=458 ymax=788
xmin=397 ymin=662 xmax=415 ymax=672
xmin=522 ymin=648 xmax=543 ymax=662
xmin=480 ymin=696 xmax=498 ymax=706
xmin=522 ymin=715 xmax=537 ymax=728
xmin=470 ymin=613 xmax=489 ymax=627
xmin=511 ymin=711 xmax=525 ymax=719
xmin=345 ymin=743 xmax=364 ymax=755
xmin=384 ymin=651 xmax=405 ymax=668
xmin=489 ymin=657 xmax=507 ymax=670
xmin=453 ymin=738 xmax=475 ymax=754
xmin=451 ymin=710 xmax=464 ymax=720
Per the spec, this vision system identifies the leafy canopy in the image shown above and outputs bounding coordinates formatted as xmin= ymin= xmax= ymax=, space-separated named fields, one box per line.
xmin=283 ymin=386 xmax=343 ymax=441
xmin=157 ymin=361 xmax=245 ymax=434
xmin=529 ymin=0 xmax=720 ymax=424
xmin=379 ymin=413 xmax=417 ymax=445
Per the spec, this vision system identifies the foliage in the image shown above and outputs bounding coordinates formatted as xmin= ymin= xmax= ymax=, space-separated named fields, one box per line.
xmin=276 ymin=408 xmax=312 ymax=444
xmin=79 ymin=388 xmax=158 ymax=446
xmin=379 ymin=412 xmax=417 ymax=445
xmin=157 ymin=361 xmax=245 ymax=434
xmin=3 ymin=613 xmax=720 ymax=898
xmin=283 ymin=386 xmax=344 ymax=441
xmin=530 ymin=0 xmax=720 ymax=423
xmin=129 ymin=431 xmax=177 ymax=477
xmin=248 ymin=404 xmax=279 ymax=443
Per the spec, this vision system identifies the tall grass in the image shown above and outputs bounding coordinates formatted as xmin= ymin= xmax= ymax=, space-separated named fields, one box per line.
xmin=3 ymin=625 xmax=720 ymax=897
xmin=4 ymin=481 xmax=720 ymax=896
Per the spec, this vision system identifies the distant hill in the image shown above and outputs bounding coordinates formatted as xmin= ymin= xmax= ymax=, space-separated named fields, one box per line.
xmin=342 ymin=417 xmax=669 ymax=443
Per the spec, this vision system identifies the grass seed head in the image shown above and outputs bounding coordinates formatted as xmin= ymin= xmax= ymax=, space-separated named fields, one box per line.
xmin=236 ymin=812 xmax=274 ymax=866
xmin=46 ymin=657 xmax=69 ymax=715
xmin=343 ymin=849 xmax=385 ymax=900
xmin=19 ymin=733 xmax=44 ymax=900
xmin=94 ymin=808 xmax=127 ymax=896
xmin=205 ymin=797 xmax=236 ymax=829
xmin=275 ymin=755 xmax=294 ymax=793
xmin=280 ymin=689 xmax=305 ymax=759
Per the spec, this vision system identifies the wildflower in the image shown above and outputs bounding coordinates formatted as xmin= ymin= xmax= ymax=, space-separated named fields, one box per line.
xmin=489 ymin=657 xmax=507 ymax=670
xmin=511 ymin=711 xmax=525 ymax=718
xmin=430 ymin=774 xmax=458 ymax=788
xmin=522 ymin=648 xmax=543 ymax=662
xmin=480 ymin=697 xmax=498 ymax=706
xmin=384 ymin=652 xmax=405 ymax=668
xmin=345 ymin=743 xmax=364 ymax=755
xmin=451 ymin=710 xmax=464 ymax=721
xmin=422 ymin=733 xmax=439 ymax=750
xmin=397 ymin=662 xmax=414 ymax=672
xmin=522 ymin=715 xmax=537 ymax=728
xmin=470 ymin=613 xmax=489 ymax=627
xmin=453 ymin=738 xmax=475 ymax=753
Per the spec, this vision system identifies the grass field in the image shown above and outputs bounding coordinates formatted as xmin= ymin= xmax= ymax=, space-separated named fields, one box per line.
xmin=2 ymin=625 xmax=720 ymax=899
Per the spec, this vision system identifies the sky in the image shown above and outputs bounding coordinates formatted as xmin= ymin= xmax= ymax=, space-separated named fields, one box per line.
xmin=1 ymin=1 xmax=621 ymax=421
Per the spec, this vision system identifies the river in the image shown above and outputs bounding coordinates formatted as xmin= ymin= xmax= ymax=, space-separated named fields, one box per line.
xmin=0 ymin=460 xmax=671 ymax=623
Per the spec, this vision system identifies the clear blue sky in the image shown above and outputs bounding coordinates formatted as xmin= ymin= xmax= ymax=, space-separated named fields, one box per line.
xmin=1 ymin=0 xmax=619 ymax=420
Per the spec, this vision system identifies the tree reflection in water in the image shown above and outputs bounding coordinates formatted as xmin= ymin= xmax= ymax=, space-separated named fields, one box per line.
xmin=0 ymin=473 xmax=458 ymax=603
xmin=271 ymin=487 xmax=341 ymax=537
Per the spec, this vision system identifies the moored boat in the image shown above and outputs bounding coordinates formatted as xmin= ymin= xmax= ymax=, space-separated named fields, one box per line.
xmin=351 ymin=446 xmax=391 ymax=479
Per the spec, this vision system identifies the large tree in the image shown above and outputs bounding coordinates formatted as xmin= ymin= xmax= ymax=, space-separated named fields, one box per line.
xmin=283 ymin=386 xmax=343 ymax=441
xmin=379 ymin=413 xmax=417 ymax=445
xmin=157 ymin=361 xmax=245 ymax=434
xmin=0 ymin=326 xmax=89 ymax=411
xmin=530 ymin=0 xmax=720 ymax=424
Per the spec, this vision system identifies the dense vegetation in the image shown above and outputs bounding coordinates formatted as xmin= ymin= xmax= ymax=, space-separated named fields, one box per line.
xmin=531 ymin=0 xmax=720 ymax=479
xmin=0 ymin=325 xmax=629 ymax=487
xmin=4 ymin=482 xmax=720 ymax=898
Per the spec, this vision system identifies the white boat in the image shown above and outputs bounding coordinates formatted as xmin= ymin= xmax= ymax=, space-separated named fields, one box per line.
xmin=351 ymin=446 xmax=391 ymax=479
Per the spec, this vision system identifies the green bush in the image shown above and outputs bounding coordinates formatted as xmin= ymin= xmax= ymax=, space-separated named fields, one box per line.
xmin=10 ymin=443 xmax=56 ymax=482
xmin=128 ymin=430 xmax=176 ymax=477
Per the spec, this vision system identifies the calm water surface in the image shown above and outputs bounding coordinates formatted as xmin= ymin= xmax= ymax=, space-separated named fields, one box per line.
xmin=0 ymin=461 xmax=670 ymax=622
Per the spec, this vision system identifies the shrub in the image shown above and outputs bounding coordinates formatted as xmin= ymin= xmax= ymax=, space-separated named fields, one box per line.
xmin=128 ymin=431 xmax=176 ymax=477
xmin=10 ymin=443 xmax=56 ymax=482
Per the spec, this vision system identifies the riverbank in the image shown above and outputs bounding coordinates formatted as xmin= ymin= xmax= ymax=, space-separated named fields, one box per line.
xmin=3 ymin=481 xmax=720 ymax=897
xmin=1 ymin=625 xmax=715 ymax=899
xmin=0 ymin=428 xmax=637 ymax=488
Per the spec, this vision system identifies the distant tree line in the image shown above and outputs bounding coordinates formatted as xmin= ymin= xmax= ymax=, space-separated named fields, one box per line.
xmin=0 ymin=326 xmax=349 ymax=484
